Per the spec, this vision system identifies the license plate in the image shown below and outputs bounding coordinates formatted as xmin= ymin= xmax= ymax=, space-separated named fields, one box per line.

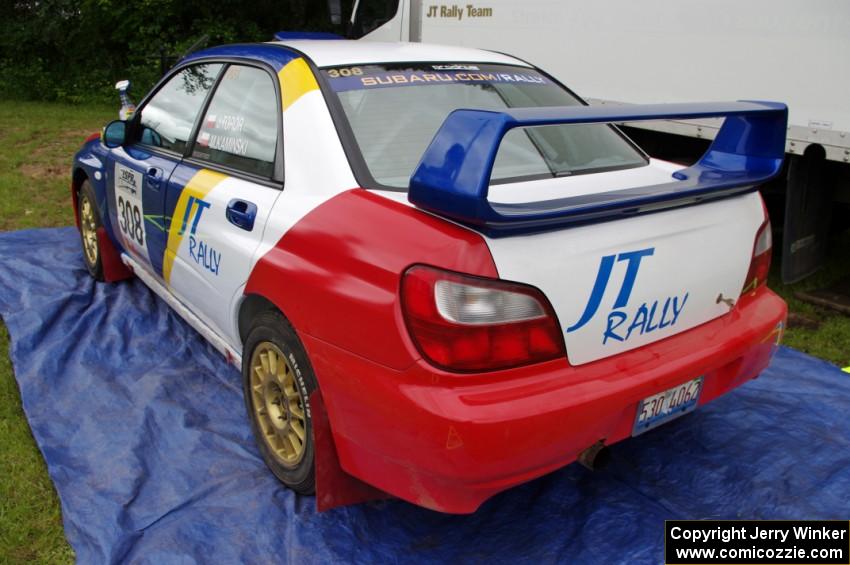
xmin=632 ymin=377 xmax=703 ymax=436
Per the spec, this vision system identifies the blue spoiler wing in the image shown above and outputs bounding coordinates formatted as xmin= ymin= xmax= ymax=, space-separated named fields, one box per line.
xmin=408 ymin=101 xmax=788 ymax=236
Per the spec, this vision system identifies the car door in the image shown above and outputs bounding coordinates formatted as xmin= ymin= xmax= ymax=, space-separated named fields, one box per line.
xmin=161 ymin=63 xmax=284 ymax=347
xmin=106 ymin=62 xmax=223 ymax=277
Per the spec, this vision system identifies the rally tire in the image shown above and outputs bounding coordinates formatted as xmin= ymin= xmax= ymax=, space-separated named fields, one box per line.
xmin=77 ymin=180 xmax=104 ymax=281
xmin=242 ymin=310 xmax=317 ymax=494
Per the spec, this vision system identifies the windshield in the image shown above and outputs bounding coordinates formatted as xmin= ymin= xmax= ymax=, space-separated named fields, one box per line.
xmin=321 ymin=63 xmax=647 ymax=189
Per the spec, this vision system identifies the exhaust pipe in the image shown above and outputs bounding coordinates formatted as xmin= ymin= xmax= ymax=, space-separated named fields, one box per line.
xmin=577 ymin=440 xmax=610 ymax=471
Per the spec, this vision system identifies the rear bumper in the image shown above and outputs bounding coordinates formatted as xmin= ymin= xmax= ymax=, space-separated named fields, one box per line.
xmin=306 ymin=286 xmax=786 ymax=514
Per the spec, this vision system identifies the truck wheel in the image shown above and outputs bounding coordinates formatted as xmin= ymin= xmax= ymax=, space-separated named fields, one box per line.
xmin=242 ymin=311 xmax=316 ymax=494
xmin=78 ymin=181 xmax=104 ymax=281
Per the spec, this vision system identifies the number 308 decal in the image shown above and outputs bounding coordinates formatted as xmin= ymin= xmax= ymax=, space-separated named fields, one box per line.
xmin=118 ymin=196 xmax=144 ymax=246
xmin=113 ymin=163 xmax=148 ymax=258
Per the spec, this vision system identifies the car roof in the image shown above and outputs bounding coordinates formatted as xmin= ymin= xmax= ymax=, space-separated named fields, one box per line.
xmin=270 ymin=40 xmax=531 ymax=68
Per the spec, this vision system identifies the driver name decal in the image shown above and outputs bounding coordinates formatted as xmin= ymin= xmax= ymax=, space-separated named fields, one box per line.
xmin=196 ymin=113 xmax=249 ymax=157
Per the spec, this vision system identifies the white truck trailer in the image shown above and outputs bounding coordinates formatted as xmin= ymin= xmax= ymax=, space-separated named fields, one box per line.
xmin=339 ymin=0 xmax=850 ymax=283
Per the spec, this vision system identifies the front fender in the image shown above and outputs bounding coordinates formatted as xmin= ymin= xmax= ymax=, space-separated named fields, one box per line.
xmin=72 ymin=139 xmax=119 ymax=249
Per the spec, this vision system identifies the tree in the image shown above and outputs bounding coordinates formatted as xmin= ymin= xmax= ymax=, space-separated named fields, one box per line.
xmin=0 ymin=0 xmax=348 ymax=103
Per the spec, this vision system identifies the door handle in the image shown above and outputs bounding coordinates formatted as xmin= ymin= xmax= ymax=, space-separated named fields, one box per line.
xmin=146 ymin=167 xmax=162 ymax=190
xmin=226 ymin=199 xmax=257 ymax=231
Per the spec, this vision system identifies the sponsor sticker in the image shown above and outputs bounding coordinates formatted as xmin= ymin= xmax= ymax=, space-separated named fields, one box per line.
xmin=323 ymin=65 xmax=552 ymax=92
xmin=432 ymin=64 xmax=480 ymax=71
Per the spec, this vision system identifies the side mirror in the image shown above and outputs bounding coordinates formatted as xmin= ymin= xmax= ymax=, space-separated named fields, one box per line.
xmin=103 ymin=120 xmax=127 ymax=148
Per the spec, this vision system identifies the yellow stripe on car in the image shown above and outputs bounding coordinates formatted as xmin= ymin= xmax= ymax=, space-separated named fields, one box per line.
xmin=278 ymin=58 xmax=319 ymax=111
xmin=162 ymin=169 xmax=227 ymax=284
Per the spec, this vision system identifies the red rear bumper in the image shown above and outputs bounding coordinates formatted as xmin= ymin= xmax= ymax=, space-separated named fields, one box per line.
xmin=306 ymin=287 xmax=786 ymax=514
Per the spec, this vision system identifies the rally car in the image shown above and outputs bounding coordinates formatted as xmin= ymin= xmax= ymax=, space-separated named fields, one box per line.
xmin=71 ymin=40 xmax=788 ymax=514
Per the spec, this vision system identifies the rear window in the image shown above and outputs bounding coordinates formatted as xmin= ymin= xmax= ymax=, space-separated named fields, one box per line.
xmin=321 ymin=63 xmax=647 ymax=190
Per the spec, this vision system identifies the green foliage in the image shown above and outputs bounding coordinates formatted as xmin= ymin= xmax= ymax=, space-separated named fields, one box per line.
xmin=0 ymin=0 xmax=348 ymax=104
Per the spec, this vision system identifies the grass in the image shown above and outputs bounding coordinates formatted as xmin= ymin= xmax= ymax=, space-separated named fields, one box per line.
xmin=0 ymin=101 xmax=112 ymax=564
xmin=769 ymin=228 xmax=850 ymax=367
xmin=0 ymin=100 xmax=848 ymax=562
xmin=0 ymin=102 xmax=112 ymax=231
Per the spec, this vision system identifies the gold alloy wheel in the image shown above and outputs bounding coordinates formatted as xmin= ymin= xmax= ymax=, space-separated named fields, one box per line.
xmin=79 ymin=194 xmax=99 ymax=266
xmin=250 ymin=342 xmax=308 ymax=467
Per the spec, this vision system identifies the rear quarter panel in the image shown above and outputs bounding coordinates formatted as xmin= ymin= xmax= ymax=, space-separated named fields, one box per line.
xmin=245 ymin=189 xmax=498 ymax=370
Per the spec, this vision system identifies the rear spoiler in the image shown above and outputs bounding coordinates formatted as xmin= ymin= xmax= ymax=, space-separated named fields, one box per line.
xmin=408 ymin=101 xmax=787 ymax=236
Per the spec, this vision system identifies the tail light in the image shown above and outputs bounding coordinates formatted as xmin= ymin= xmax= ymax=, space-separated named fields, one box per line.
xmin=401 ymin=265 xmax=565 ymax=372
xmin=741 ymin=197 xmax=772 ymax=296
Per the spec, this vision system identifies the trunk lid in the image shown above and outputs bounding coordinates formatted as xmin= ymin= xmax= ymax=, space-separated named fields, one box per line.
xmin=484 ymin=161 xmax=764 ymax=365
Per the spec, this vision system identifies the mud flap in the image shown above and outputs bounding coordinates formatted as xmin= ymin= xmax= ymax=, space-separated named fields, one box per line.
xmin=96 ymin=227 xmax=133 ymax=282
xmin=310 ymin=390 xmax=390 ymax=512
xmin=781 ymin=147 xmax=834 ymax=283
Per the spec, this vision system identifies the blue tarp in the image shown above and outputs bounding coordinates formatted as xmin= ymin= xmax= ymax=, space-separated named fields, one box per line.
xmin=1 ymin=227 xmax=849 ymax=564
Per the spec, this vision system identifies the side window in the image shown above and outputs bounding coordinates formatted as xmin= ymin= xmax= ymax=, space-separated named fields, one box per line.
xmin=192 ymin=65 xmax=278 ymax=178
xmin=137 ymin=63 xmax=223 ymax=153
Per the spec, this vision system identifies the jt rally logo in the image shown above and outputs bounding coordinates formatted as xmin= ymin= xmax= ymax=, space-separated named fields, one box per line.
xmin=566 ymin=248 xmax=689 ymax=345
xmin=179 ymin=196 xmax=221 ymax=276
